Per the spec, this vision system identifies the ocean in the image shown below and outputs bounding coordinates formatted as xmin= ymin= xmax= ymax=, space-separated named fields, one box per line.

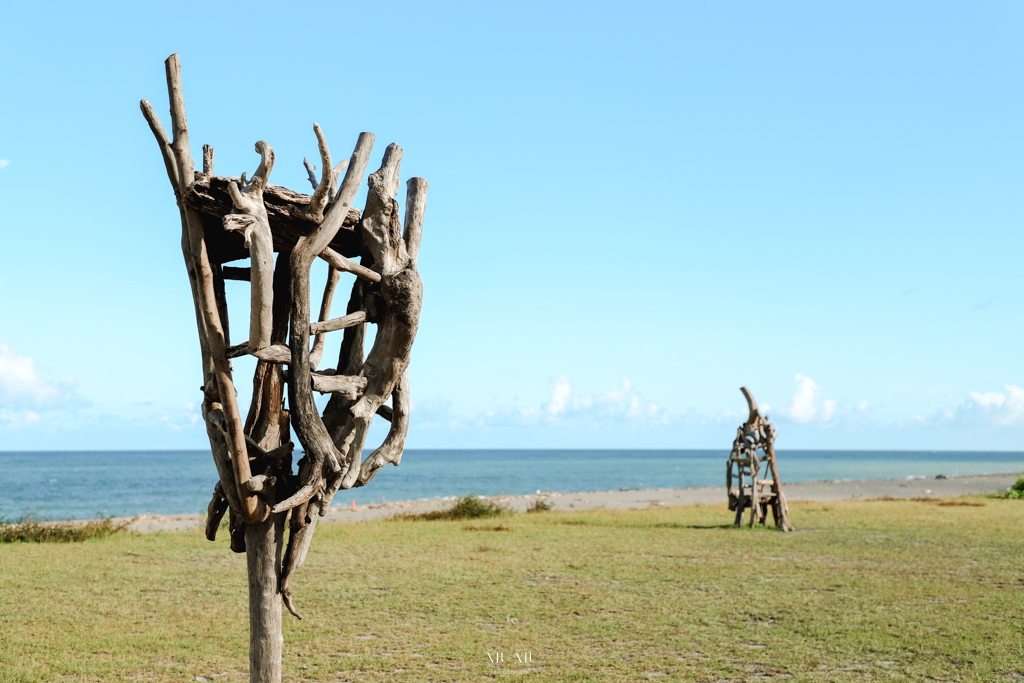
xmin=1 ymin=449 xmax=1021 ymax=521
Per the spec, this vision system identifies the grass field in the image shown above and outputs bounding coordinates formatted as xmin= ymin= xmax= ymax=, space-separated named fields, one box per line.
xmin=1 ymin=498 xmax=1022 ymax=682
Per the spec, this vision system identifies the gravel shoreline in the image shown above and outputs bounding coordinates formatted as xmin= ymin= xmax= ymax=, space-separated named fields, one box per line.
xmin=120 ymin=471 xmax=1022 ymax=533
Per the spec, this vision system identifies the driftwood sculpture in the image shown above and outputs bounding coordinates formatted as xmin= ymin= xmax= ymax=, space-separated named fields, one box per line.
xmin=141 ymin=54 xmax=426 ymax=683
xmin=726 ymin=387 xmax=793 ymax=531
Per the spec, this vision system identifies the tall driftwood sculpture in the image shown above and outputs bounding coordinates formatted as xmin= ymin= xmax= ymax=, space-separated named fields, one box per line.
xmin=726 ymin=387 xmax=793 ymax=531
xmin=141 ymin=54 xmax=427 ymax=683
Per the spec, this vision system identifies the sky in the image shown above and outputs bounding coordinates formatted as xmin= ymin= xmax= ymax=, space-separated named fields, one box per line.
xmin=1 ymin=1 xmax=1023 ymax=451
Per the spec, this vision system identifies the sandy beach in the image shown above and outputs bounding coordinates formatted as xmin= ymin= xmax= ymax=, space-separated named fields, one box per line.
xmin=123 ymin=471 xmax=1021 ymax=533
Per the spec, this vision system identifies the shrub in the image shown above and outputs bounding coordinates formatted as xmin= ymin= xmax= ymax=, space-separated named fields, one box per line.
xmin=995 ymin=477 xmax=1024 ymax=500
xmin=0 ymin=515 xmax=126 ymax=543
xmin=396 ymin=495 xmax=509 ymax=521
xmin=526 ymin=498 xmax=554 ymax=513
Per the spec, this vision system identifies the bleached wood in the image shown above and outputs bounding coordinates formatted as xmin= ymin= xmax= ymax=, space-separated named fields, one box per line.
xmin=311 ymin=373 xmax=367 ymax=397
xmin=254 ymin=344 xmax=291 ymax=363
xmin=164 ymin=54 xmax=194 ymax=189
xmin=224 ymin=141 xmax=276 ymax=350
xmin=147 ymin=53 xmax=428 ymax=681
xmin=244 ymin=474 xmax=278 ymax=494
xmin=310 ymin=310 xmax=366 ymax=335
xmin=273 ymin=132 xmax=375 ymax=515
xmin=319 ymin=247 xmax=382 ymax=283
xmin=279 ymin=459 xmax=325 ymax=620
xmin=403 ymin=178 xmax=428 ymax=266
xmin=306 ymin=123 xmax=340 ymax=223
xmin=139 ymin=100 xmax=181 ymax=199
xmin=147 ymin=53 xmax=264 ymax=528
xmin=203 ymin=144 xmax=214 ymax=176
xmin=244 ymin=256 xmax=291 ymax=451
xmin=246 ymin=514 xmax=285 ymax=683
xmin=309 ymin=266 xmax=340 ymax=370
xmin=330 ymin=144 xmax=423 ymax=490
xmin=357 ymin=370 xmax=410 ymax=484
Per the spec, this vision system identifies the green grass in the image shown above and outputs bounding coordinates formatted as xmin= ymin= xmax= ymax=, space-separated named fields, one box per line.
xmin=1 ymin=498 xmax=1023 ymax=682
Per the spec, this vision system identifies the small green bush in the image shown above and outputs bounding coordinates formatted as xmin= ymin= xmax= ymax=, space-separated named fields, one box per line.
xmin=396 ymin=495 xmax=509 ymax=521
xmin=0 ymin=515 xmax=126 ymax=543
xmin=995 ymin=477 xmax=1024 ymax=500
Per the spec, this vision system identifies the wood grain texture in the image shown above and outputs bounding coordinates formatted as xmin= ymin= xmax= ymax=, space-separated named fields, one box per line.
xmin=310 ymin=310 xmax=366 ymax=335
xmin=319 ymin=247 xmax=382 ymax=283
xmin=327 ymin=145 xmax=424 ymax=491
xmin=245 ymin=514 xmax=285 ymax=683
xmin=274 ymin=132 xmax=376 ymax=515
xmin=224 ymin=141 xmax=276 ymax=350
xmin=310 ymin=373 xmax=367 ymax=398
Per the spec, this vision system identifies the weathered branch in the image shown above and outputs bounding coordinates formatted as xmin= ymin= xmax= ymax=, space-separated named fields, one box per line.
xmin=311 ymin=373 xmax=367 ymax=398
xmin=244 ymin=255 xmax=292 ymax=451
xmin=357 ymin=370 xmax=410 ymax=485
xmin=151 ymin=53 xmax=264 ymax=524
xmin=139 ymin=100 xmax=181 ymax=199
xmin=255 ymin=345 xmax=291 ymax=363
xmin=403 ymin=178 xmax=428 ymax=266
xmin=203 ymin=144 xmax=215 ymax=176
xmin=224 ymin=141 xmax=276 ymax=350
xmin=309 ymin=266 xmax=340 ymax=370
xmin=303 ymin=157 xmax=317 ymax=190
xmin=205 ymin=482 xmax=229 ymax=541
xmin=164 ymin=55 xmax=194 ymax=189
xmin=319 ymin=247 xmax=382 ymax=283
xmin=331 ymin=144 xmax=423 ymax=491
xmin=310 ymin=310 xmax=366 ymax=335
xmin=223 ymin=266 xmax=251 ymax=281
xmin=306 ymin=123 xmax=342 ymax=223
xmin=274 ymin=132 xmax=376 ymax=515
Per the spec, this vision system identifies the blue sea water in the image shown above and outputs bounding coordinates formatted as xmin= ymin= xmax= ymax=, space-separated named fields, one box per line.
xmin=1 ymin=449 xmax=1021 ymax=521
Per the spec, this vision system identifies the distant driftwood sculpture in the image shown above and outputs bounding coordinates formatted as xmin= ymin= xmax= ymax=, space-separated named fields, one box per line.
xmin=726 ymin=387 xmax=793 ymax=531
xmin=141 ymin=54 xmax=426 ymax=683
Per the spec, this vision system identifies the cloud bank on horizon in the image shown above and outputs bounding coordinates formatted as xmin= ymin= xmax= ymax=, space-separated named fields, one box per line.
xmin=1 ymin=345 xmax=1022 ymax=450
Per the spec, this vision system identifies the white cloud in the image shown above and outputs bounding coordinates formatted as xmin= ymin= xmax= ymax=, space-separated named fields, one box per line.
xmin=776 ymin=374 xmax=833 ymax=423
xmin=0 ymin=345 xmax=78 ymax=411
xmin=547 ymin=376 xmax=572 ymax=415
xmin=783 ymin=374 xmax=818 ymax=422
xmin=967 ymin=384 xmax=1024 ymax=426
xmin=0 ymin=159 xmax=9 ymax=170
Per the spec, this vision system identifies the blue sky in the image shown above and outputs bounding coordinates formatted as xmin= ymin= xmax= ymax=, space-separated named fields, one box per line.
xmin=1 ymin=1 xmax=1023 ymax=451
